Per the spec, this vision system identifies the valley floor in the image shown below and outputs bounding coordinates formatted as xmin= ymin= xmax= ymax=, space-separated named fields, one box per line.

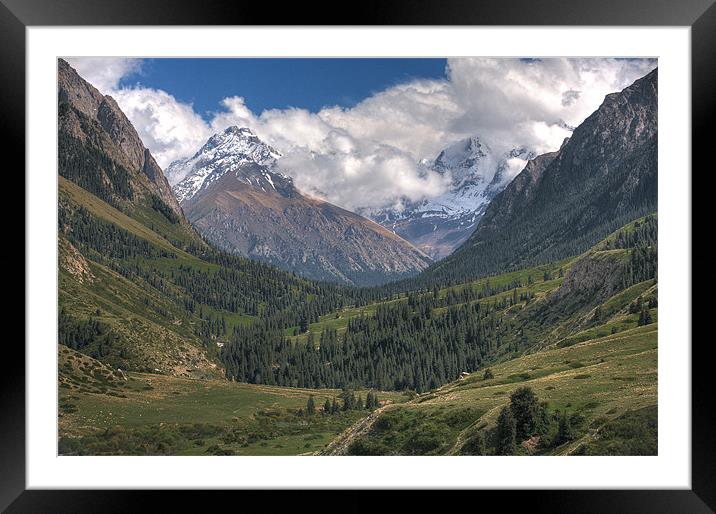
xmin=58 ymin=346 xmax=407 ymax=456
xmin=59 ymin=321 xmax=656 ymax=456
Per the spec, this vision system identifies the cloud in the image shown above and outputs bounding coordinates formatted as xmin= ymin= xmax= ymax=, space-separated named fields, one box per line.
xmin=111 ymin=87 xmax=211 ymax=169
xmin=444 ymin=57 xmax=657 ymax=155
xmin=67 ymin=57 xmax=656 ymax=211
xmin=64 ymin=57 xmax=143 ymax=93
xmin=277 ymin=141 xmax=452 ymax=211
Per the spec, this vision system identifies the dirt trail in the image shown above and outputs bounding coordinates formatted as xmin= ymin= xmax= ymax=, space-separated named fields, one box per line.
xmin=317 ymin=404 xmax=397 ymax=455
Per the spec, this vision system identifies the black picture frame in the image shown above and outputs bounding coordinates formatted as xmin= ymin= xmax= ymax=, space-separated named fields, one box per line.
xmin=4 ymin=0 xmax=713 ymax=510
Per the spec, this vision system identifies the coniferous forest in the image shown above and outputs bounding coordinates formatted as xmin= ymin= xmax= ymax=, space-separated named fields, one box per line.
xmin=221 ymin=215 xmax=658 ymax=392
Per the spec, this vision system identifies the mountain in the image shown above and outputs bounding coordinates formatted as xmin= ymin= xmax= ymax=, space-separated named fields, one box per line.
xmin=58 ymin=59 xmax=185 ymax=224
xmin=413 ymin=67 xmax=658 ymax=287
xmin=57 ymin=59 xmax=358 ymax=378
xmin=165 ymin=126 xmax=283 ymax=198
xmin=172 ymin=127 xmax=432 ymax=287
xmin=57 ymin=59 xmax=659 ymax=458
xmin=365 ymin=137 xmax=536 ymax=259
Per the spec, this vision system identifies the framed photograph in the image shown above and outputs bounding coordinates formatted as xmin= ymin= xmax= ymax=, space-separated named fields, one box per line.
xmin=6 ymin=0 xmax=713 ymax=509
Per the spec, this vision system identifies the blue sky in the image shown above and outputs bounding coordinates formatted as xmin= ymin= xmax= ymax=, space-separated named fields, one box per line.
xmin=119 ymin=58 xmax=448 ymax=118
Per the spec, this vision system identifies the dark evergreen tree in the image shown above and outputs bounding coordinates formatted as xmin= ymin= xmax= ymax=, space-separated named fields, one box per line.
xmin=553 ymin=411 xmax=574 ymax=446
xmin=299 ymin=315 xmax=309 ymax=334
xmin=510 ymin=387 xmax=540 ymax=440
xmin=638 ymin=305 xmax=653 ymax=326
xmin=496 ymin=407 xmax=517 ymax=455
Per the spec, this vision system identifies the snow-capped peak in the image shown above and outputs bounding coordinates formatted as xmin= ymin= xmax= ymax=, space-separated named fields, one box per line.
xmin=168 ymin=126 xmax=283 ymax=203
xmin=432 ymin=136 xmax=491 ymax=186
xmin=363 ymin=136 xmax=537 ymax=258
xmin=191 ymin=125 xmax=281 ymax=168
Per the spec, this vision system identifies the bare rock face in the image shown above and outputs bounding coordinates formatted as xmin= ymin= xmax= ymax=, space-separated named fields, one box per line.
xmin=552 ymin=251 xmax=627 ymax=305
xmin=59 ymin=239 xmax=94 ymax=284
xmin=57 ymin=59 xmax=105 ymax=119
xmin=57 ymin=59 xmax=183 ymax=218
xmin=96 ymin=95 xmax=147 ymax=172
xmin=177 ymin=128 xmax=432 ymax=286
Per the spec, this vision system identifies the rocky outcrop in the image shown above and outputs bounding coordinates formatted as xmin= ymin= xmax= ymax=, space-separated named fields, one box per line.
xmin=550 ymin=250 xmax=628 ymax=312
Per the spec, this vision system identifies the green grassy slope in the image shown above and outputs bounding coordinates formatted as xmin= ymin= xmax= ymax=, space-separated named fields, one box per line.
xmin=59 ymin=175 xmax=352 ymax=377
xmin=323 ymin=322 xmax=657 ymax=456
xmin=59 ymin=346 xmax=407 ymax=455
xmin=314 ymin=215 xmax=658 ymax=455
xmin=285 ymin=213 xmax=654 ymax=346
xmin=60 ymin=177 xmax=224 ymax=377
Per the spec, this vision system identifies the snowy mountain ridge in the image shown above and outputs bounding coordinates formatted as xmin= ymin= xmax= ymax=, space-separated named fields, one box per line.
xmin=167 ymin=126 xmax=282 ymax=203
xmin=167 ymin=126 xmax=539 ymax=260
xmin=170 ymin=126 xmax=431 ymax=286
xmin=363 ymin=137 xmax=537 ymax=259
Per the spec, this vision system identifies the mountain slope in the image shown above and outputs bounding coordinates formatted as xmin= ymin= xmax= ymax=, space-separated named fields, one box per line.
xmin=366 ymin=138 xmax=536 ymax=259
xmin=322 ymin=323 xmax=657 ymax=456
xmin=317 ymin=216 xmax=657 ymax=455
xmin=414 ymin=67 xmax=658 ymax=286
xmin=174 ymin=127 xmax=432 ymax=287
xmin=57 ymin=60 xmax=357 ymax=378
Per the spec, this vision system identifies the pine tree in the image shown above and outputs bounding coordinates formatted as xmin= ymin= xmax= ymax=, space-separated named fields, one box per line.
xmin=496 ymin=406 xmax=517 ymax=455
xmin=299 ymin=315 xmax=309 ymax=334
xmin=638 ymin=305 xmax=653 ymax=326
xmin=306 ymin=395 xmax=316 ymax=416
xmin=629 ymin=298 xmax=642 ymax=314
xmin=554 ymin=411 xmax=574 ymax=446
xmin=483 ymin=368 xmax=494 ymax=380
xmin=510 ymin=387 xmax=539 ymax=440
xmin=341 ymin=389 xmax=355 ymax=411
xmin=323 ymin=398 xmax=331 ymax=415
xmin=536 ymin=401 xmax=551 ymax=435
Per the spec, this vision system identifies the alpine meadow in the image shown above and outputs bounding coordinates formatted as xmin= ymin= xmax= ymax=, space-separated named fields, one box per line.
xmin=57 ymin=57 xmax=658 ymax=456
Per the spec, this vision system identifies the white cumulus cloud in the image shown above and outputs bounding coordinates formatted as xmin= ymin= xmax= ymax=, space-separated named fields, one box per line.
xmin=67 ymin=57 xmax=656 ymax=211
xmin=64 ymin=57 xmax=143 ymax=93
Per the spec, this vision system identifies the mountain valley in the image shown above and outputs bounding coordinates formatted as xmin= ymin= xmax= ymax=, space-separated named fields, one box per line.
xmin=56 ymin=59 xmax=660 ymax=457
